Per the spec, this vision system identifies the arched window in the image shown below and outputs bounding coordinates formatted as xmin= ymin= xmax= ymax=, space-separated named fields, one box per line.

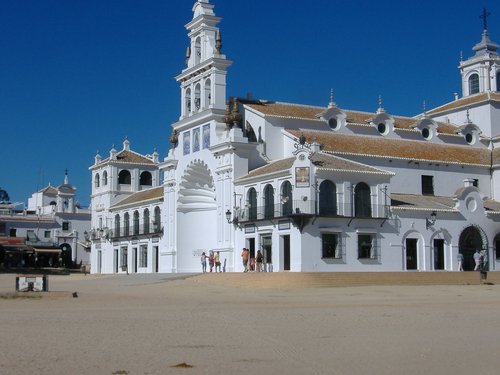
xmin=118 ymin=170 xmax=131 ymax=185
xmin=354 ymin=182 xmax=371 ymax=218
xmin=143 ymin=208 xmax=150 ymax=234
xmin=496 ymin=72 xmax=500 ymax=92
xmin=124 ymin=212 xmax=130 ymax=236
xmin=140 ymin=171 xmax=152 ymax=186
xmin=281 ymin=181 xmax=293 ymax=216
xmin=133 ymin=211 xmax=140 ymax=235
xmin=469 ymin=73 xmax=480 ymax=95
xmin=114 ymin=214 xmax=121 ymax=237
xmin=204 ymin=79 xmax=212 ymax=107
xmin=194 ymin=37 xmax=201 ymax=65
xmin=247 ymin=188 xmax=257 ymax=220
xmin=102 ymin=171 xmax=108 ymax=186
xmin=153 ymin=206 xmax=161 ymax=232
xmin=264 ymin=184 xmax=274 ymax=219
xmin=319 ymin=180 xmax=337 ymax=216
xmin=94 ymin=173 xmax=100 ymax=188
xmin=185 ymin=88 xmax=192 ymax=114
xmin=194 ymin=83 xmax=201 ymax=111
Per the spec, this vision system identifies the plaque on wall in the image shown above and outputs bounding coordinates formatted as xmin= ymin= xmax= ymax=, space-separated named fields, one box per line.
xmin=202 ymin=124 xmax=210 ymax=149
xmin=192 ymin=127 xmax=200 ymax=152
xmin=244 ymin=224 xmax=255 ymax=233
xmin=183 ymin=131 xmax=191 ymax=155
xmin=295 ymin=167 xmax=310 ymax=187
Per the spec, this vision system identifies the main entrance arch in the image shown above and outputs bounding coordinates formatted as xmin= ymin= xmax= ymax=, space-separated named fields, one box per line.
xmin=459 ymin=226 xmax=487 ymax=271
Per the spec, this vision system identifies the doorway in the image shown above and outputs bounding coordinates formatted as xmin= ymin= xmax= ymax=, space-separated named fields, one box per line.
xmin=282 ymin=235 xmax=290 ymax=271
xmin=132 ymin=248 xmax=138 ymax=273
xmin=153 ymin=246 xmax=159 ymax=273
xmin=114 ymin=249 xmax=118 ymax=273
xmin=97 ymin=251 xmax=102 ymax=273
xmin=261 ymin=235 xmax=272 ymax=271
xmin=459 ymin=226 xmax=484 ymax=271
xmin=406 ymin=238 xmax=418 ymax=270
xmin=433 ymin=239 xmax=445 ymax=270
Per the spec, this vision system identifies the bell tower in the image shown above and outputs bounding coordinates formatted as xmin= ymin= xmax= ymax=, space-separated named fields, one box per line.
xmin=176 ymin=0 xmax=232 ymax=120
xmin=459 ymin=8 xmax=500 ymax=96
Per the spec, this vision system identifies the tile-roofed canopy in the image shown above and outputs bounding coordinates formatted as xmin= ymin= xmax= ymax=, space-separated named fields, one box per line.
xmin=391 ymin=193 xmax=457 ymax=212
xmin=287 ymin=130 xmax=491 ymax=166
xmin=111 ymin=186 xmax=164 ymax=209
xmin=427 ymin=92 xmax=500 ymax=115
xmin=484 ymin=199 xmax=500 ymax=213
xmin=310 ymin=153 xmax=393 ymax=175
xmin=236 ymin=157 xmax=295 ymax=183
xmin=97 ymin=150 xmax=155 ymax=167
xmin=245 ymin=101 xmax=458 ymax=135
xmin=492 ymin=147 xmax=500 ymax=167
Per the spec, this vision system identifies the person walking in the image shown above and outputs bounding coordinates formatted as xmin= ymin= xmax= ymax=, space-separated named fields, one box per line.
xmin=208 ymin=251 xmax=215 ymax=272
xmin=214 ymin=251 xmax=221 ymax=273
xmin=201 ymin=252 xmax=207 ymax=273
xmin=457 ymin=252 xmax=464 ymax=271
xmin=241 ymin=247 xmax=249 ymax=272
xmin=256 ymin=250 xmax=263 ymax=272
xmin=473 ymin=250 xmax=482 ymax=271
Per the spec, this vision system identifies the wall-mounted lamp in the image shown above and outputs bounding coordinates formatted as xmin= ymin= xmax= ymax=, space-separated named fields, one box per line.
xmin=426 ymin=211 xmax=437 ymax=230
xmin=225 ymin=209 xmax=239 ymax=227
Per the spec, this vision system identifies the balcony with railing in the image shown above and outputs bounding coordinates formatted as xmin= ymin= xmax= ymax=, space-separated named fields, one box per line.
xmin=234 ymin=200 xmax=389 ymax=226
xmin=90 ymin=222 xmax=163 ymax=241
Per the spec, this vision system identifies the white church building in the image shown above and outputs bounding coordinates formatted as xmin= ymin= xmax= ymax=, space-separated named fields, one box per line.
xmin=89 ymin=0 xmax=500 ymax=274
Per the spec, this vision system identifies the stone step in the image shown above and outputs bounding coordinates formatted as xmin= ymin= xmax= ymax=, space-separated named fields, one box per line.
xmin=193 ymin=271 xmax=499 ymax=288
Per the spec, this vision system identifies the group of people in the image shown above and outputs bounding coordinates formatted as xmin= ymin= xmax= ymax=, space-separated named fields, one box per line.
xmin=241 ymin=247 xmax=264 ymax=272
xmin=200 ymin=250 xmax=222 ymax=273
xmin=200 ymin=248 xmax=265 ymax=273
xmin=457 ymin=250 xmax=488 ymax=271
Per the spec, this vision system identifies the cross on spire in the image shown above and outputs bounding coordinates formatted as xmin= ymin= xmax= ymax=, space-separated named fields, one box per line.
xmin=480 ymin=8 xmax=491 ymax=31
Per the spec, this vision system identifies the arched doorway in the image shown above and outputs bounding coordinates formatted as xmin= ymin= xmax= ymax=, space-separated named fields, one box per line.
xmin=459 ymin=226 xmax=486 ymax=271
xmin=59 ymin=243 xmax=72 ymax=268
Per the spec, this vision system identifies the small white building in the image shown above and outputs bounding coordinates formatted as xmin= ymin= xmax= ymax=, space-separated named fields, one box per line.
xmin=0 ymin=172 xmax=91 ymax=267
xmin=90 ymin=0 xmax=500 ymax=274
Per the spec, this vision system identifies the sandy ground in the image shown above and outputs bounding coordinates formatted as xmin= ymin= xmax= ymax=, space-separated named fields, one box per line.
xmin=1 ymin=273 xmax=499 ymax=375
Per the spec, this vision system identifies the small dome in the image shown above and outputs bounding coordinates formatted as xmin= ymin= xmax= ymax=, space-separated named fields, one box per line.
xmin=0 ymin=187 xmax=10 ymax=204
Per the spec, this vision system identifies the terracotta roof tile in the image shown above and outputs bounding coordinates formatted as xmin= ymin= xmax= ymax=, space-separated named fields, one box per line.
xmin=310 ymin=153 xmax=393 ymax=175
xmin=287 ymin=130 xmax=491 ymax=166
xmin=390 ymin=193 xmax=457 ymax=211
xmin=236 ymin=157 xmax=295 ymax=182
xmin=484 ymin=199 xmax=500 ymax=213
xmin=98 ymin=150 xmax=155 ymax=166
xmin=245 ymin=102 xmax=458 ymax=134
xmin=112 ymin=186 xmax=163 ymax=209
xmin=493 ymin=147 xmax=500 ymax=166
xmin=427 ymin=92 xmax=500 ymax=115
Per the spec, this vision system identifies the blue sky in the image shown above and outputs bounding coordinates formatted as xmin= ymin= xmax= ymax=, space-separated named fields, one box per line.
xmin=1 ymin=0 xmax=499 ymax=206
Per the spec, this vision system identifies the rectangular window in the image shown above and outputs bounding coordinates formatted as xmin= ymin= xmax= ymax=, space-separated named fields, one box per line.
xmin=44 ymin=231 xmax=51 ymax=238
xmin=26 ymin=230 xmax=36 ymax=242
xmin=140 ymin=245 xmax=148 ymax=268
xmin=62 ymin=222 xmax=70 ymax=231
xmin=472 ymin=179 xmax=478 ymax=188
xmin=421 ymin=175 xmax=434 ymax=195
xmin=358 ymin=234 xmax=375 ymax=259
xmin=322 ymin=233 xmax=340 ymax=259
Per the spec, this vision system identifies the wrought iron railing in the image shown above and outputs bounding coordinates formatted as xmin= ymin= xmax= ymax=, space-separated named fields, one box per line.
xmin=234 ymin=200 xmax=389 ymax=222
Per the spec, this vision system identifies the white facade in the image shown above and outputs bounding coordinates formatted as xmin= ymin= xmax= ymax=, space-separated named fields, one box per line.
xmin=90 ymin=1 xmax=500 ymax=274
xmin=1 ymin=173 xmax=91 ymax=266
